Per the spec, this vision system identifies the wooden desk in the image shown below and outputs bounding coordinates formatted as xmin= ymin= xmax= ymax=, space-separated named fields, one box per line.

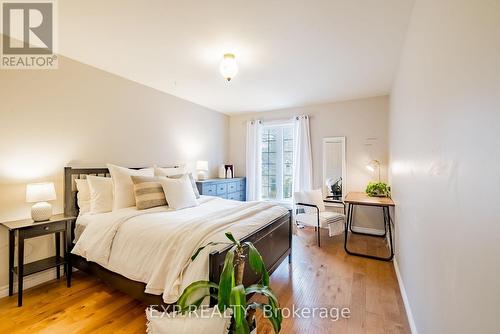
xmin=344 ymin=192 xmax=394 ymax=261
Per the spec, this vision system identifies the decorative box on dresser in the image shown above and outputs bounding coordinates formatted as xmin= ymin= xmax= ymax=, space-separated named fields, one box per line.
xmin=196 ymin=178 xmax=246 ymax=201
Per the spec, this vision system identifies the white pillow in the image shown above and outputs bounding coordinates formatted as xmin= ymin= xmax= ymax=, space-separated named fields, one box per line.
xmin=154 ymin=165 xmax=187 ymax=177
xmin=169 ymin=173 xmax=201 ymax=199
xmin=75 ymin=179 xmax=90 ymax=214
xmin=87 ymin=175 xmax=114 ymax=214
xmin=146 ymin=307 xmax=231 ymax=334
xmin=107 ymin=164 xmax=154 ymax=210
xmin=159 ymin=174 xmax=198 ymax=210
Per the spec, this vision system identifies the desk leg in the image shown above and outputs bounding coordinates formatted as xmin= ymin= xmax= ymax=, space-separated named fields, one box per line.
xmin=344 ymin=204 xmax=394 ymax=261
xmin=344 ymin=204 xmax=353 ymax=254
xmin=8 ymin=230 xmax=14 ymax=296
xmin=384 ymin=207 xmax=394 ymax=260
xmin=55 ymin=232 xmax=60 ymax=279
xmin=17 ymin=232 xmax=24 ymax=307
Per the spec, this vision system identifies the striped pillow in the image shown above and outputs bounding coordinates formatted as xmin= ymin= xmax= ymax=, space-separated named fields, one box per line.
xmin=131 ymin=176 xmax=167 ymax=210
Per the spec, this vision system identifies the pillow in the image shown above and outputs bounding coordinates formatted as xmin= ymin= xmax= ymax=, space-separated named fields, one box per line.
xmin=131 ymin=176 xmax=167 ymax=210
xmin=146 ymin=306 xmax=231 ymax=334
xmin=169 ymin=173 xmax=200 ymax=198
xmin=154 ymin=165 xmax=187 ymax=177
xmin=75 ymin=178 xmax=91 ymax=214
xmin=87 ymin=175 xmax=114 ymax=214
xmin=107 ymin=164 xmax=154 ymax=210
xmin=159 ymin=174 xmax=198 ymax=210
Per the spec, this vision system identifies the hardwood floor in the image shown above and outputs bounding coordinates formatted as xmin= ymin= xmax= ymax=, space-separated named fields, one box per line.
xmin=0 ymin=228 xmax=410 ymax=333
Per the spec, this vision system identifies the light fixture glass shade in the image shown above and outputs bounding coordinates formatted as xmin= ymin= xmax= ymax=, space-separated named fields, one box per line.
xmin=196 ymin=160 xmax=209 ymax=171
xmin=26 ymin=182 xmax=56 ymax=203
xmin=219 ymin=53 xmax=238 ymax=81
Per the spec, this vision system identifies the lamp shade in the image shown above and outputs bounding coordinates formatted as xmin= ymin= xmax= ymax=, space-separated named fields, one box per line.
xmin=366 ymin=160 xmax=380 ymax=172
xmin=26 ymin=182 xmax=56 ymax=203
xmin=196 ymin=160 xmax=209 ymax=171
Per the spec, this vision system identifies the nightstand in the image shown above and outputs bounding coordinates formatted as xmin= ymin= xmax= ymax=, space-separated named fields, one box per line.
xmin=1 ymin=214 xmax=76 ymax=306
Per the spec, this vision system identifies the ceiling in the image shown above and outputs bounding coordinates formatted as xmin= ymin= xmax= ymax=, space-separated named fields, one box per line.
xmin=58 ymin=0 xmax=414 ymax=114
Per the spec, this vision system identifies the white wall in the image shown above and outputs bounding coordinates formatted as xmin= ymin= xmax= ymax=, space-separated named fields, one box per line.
xmin=229 ymin=95 xmax=390 ymax=228
xmin=390 ymin=0 xmax=500 ymax=333
xmin=0 ymin=56 xmax=229 ymax=288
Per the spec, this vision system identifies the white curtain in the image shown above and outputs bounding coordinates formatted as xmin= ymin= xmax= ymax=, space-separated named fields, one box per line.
xmin=293 ymin=115 xmax=313 ymax=193
xmin=246 ymin=120 xmax=263 ymax=201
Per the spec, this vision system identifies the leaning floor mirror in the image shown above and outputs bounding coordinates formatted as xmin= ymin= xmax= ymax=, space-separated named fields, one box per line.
xmin=323 ymin=137 xmax=346 ymax=201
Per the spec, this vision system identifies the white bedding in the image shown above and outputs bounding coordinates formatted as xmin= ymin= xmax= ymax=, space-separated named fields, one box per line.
xmin=72 ymin=196 xmax=288 ymax=303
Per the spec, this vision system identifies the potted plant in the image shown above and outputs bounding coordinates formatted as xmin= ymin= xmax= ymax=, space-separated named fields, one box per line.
xmin=365 ymin=182 xmax=391 ymax=197
xmin=176 ymin=232 xmax=282 ymax=334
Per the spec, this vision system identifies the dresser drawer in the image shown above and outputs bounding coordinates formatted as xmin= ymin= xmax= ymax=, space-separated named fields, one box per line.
xmin=236 ymin=180 xmax=246 ymax=191
xmin=238 ymin=192 xmax=245 ymax=201
xmin=227 ymin=192 xmax=239 ymax=201
xmin=203 ymin=184 xmax=217 ymax=196
xmin=216 ymin=183 xmax=227 ymax=195
xmin=227 ymin=182 xmax=238 ymax=193
xmin=22 ymin=221 xmax=66 ymax=238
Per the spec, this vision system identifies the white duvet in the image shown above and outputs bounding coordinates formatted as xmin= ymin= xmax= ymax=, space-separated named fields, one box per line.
xmin=72 ymin=196 xmax=288 ymax=303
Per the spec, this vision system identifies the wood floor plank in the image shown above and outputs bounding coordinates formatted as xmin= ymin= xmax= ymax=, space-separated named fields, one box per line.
xmin=0 ymin=228 xmax=410 ymax=333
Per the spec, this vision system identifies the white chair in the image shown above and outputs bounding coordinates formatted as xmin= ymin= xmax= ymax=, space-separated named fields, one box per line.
xmin=294 ymin=189 xmax=345 ymax=247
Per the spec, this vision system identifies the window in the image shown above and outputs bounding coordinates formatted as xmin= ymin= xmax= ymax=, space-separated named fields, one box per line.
xmin=261 ymin=123 xmax=294 ymax=201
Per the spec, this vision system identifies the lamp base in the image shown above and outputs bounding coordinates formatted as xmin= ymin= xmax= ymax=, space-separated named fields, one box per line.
xmin=197 ymin=170 xmax=207 ymax=180
xmin=31 ymin=202 xmax=52 ymax=222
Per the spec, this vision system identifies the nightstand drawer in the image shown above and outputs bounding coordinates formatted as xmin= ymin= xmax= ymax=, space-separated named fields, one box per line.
xmin=216 ymin=183 xmax=227 ymax=195
xmin=22 ymin=221 xmax=66 ymax=238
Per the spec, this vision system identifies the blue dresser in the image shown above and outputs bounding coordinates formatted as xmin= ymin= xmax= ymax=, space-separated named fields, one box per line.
xmin=196 ymin=178 xmax=246 ymax=201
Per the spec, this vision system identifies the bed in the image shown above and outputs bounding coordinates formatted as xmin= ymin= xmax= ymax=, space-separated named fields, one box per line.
xmin=64 ymin=167 xmax=292 ymax=306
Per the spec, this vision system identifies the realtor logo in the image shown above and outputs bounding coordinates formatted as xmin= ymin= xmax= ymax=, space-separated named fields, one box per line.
xmin=1 ymin=0 xmax=57 ymax=69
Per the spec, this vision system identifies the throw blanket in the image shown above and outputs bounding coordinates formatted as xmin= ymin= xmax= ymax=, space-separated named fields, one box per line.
xmin=72 ymin=200 xmax=287 ymax=303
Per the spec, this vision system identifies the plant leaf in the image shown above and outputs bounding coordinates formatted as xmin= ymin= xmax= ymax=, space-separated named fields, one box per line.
xmin=245 ymin=284 xmax=279 ymax=307
xmin=230 ymin=284 xmax=250 ymax=334
xmin=177 ymin=280 xmax=218 ymax=312
xmin=225 ymin=232 xmax=240 ymax=245
xmin=245 ymin=242 xmax=270 ymax=286
xmin=218 ymin=245 xmax=236 ymax=311
xmin=191 ymin=241 xmax=230 ymax=261
xmin=180 ymin=293 xmax=218 ymax=313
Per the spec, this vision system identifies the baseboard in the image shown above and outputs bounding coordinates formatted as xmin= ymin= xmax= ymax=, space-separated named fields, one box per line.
xmin=350 ymin=225 xmax=385 ymax=235
xmin=394 ymin=259 xmax=418 ymax=334
xmin=0 ymin=268 xmax=63 ymax=298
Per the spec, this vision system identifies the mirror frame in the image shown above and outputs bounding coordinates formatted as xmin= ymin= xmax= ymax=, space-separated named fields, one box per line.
xmin=322 ymin=136 xmax=346 ymax=200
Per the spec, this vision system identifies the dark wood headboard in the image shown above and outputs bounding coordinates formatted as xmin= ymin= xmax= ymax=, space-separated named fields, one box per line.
xmin=63 ymin=165 xmax=182 ymax=217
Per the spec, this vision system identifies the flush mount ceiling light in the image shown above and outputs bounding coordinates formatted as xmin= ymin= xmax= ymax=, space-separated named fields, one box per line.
xmin=219 ymin=53 xmax=238 ymax=82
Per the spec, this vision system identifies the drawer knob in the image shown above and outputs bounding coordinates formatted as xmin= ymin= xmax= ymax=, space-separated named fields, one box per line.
xmin=44 ymin=226 xmax=49 ymax=231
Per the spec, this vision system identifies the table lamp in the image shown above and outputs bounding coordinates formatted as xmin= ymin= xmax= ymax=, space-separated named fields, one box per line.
xmin=366 ymin=160 xmax=381 ymax=182
xmin=196 ymin=160 xmax=209 ymax=180
xmin=26 ymin=182 xmax=56 ymax=221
